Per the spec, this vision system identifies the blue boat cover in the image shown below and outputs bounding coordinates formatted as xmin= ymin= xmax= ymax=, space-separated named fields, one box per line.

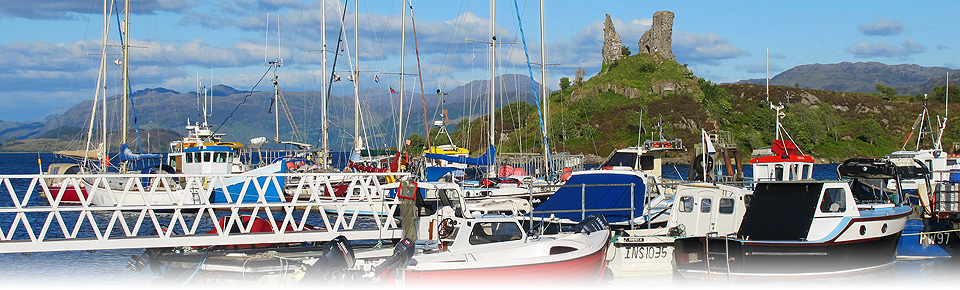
xmin=533 ymin=172 xmax=646 ymax=223
xmin=424 ymin=145 xmax=496 ymax=166
xmin=118 ymin=143 xmax=161 ymax=161
xmin=424 ymin=167 xmax=461 ymax=182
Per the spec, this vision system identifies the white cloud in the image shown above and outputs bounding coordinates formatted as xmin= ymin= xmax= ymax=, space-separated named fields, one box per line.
xmin=736 ymin=61 xmax=782 ymax=74
xmin=0 ymin=0 xmax=194 ymax=19
xmin=858 ymin=17 xmax=904 ymax=36
xmin=848 ymin=38 xmax=925 ymax=58
xmin=673 ymin=32 xmax=748 ymax=65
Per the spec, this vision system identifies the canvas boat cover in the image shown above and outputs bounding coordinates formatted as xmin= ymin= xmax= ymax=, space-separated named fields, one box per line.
xmin=533 ymin=171 xmax=646 ymax=223
xmin=772 ymin=140 xmax=803 ymax=156
xmin=737 ymin=182 xmax=822 ymax=241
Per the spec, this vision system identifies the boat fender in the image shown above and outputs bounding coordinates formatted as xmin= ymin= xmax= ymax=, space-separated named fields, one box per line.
xmin=560 ymin=168 xmax=573 ymax=182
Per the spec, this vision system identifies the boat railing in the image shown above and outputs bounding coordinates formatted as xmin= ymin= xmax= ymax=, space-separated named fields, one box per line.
xmin=0 ymin=172 xmax=408 ymax=253
xmin=526 ymin=182 xmax=653 ymax=229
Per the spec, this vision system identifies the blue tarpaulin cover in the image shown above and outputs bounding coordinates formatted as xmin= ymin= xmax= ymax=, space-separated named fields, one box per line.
xmin=534 ymin=172 xmax=646 ymax=223
xmin=424 ymin=145 xmax=496 ymax=166
xmin=424 ymin=167 xmax=460 ymax=182
xmin=118 ymin=143 xmax=161 ymax=161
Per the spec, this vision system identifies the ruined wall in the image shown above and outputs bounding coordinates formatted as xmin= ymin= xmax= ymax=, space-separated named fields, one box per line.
xmin=601 ymin=14 xmax=623 ymax=65
xmin=638 ymin=11 xmax=675 ymax=60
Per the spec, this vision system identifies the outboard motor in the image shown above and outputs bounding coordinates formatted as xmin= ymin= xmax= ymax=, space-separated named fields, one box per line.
xmin=375 ymin=238 xmax=415 ymax=277
xmin=574 ymin=214 xmax=609 ymax=234
xmin=302 ymin=236 xmax=357 ymax=282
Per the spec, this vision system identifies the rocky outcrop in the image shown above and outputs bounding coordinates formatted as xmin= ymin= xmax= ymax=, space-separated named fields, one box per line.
xmin=638 ymin=11 xmax=675 ymax=60
xmin=601 ymin=14 xmax=623 ymax=66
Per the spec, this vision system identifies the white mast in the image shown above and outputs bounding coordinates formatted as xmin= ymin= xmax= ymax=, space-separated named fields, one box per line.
xmin=487 ymin=0 xmax=497 ymax=177
xmin=539 ymin=0 xmax=550 ymax=177
xmin=320 ymin=1 xmax=329 ymax=169
xmin=353 ymin=0 xmax=361 ymax=152
xmin=399 ymin=0 xmax=406 ymax=152
xmin=84 ymin=0 xmax=112 ymax=172
xmin=119 ymin=0 xmax=131 ymax=172
xmin=765 ymin=47 xmax=769 ymax=103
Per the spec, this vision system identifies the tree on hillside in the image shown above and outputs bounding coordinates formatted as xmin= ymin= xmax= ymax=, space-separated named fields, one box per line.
xmin=559 ymin=77 xmax=571 ymax=90
xmin=857 ymin=119 xmax=883 ymax=145
xmin=931 ymin=85 xmax=960 ymax=103
xmin=621 ymin=45 xmax=631 ymax=56
xmin=875 ymin=84 xmax=897 ymax=97
xmin=574 ymin=67 xmax=585 ymax=87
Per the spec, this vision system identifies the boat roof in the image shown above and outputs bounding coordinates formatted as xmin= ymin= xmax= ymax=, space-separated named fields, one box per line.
xmin=183 ymin=145 xmax=236 ymax=153
xmin=749 ymin=154 xmax=815 ymax=164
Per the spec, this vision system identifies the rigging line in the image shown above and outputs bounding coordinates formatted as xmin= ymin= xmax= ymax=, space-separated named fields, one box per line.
xmin=409 ymin=0 xmax=432 ymax=149
xmin=436 ymin=0 xmax=471 ymax=91
xmin=212 ymin=67 xmax=274 ymax=136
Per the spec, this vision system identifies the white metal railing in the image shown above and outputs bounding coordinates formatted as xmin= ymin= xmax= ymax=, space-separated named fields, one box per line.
xmin=0 ymin=172 xmax=406 ymax=253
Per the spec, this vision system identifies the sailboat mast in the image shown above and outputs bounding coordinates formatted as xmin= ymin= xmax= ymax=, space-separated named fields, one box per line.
xmin=539 ymin=0 xmax=550 ymax=177
xmin=353 ymin=0 xmax=361 ymax=151
xmin=487 ymin=0 xmax=497 ymax=177
xmin=320 ymin=0 xmax=329 ymax=169
xmin=85 ymin=0 xmax=111 ymax=171
xmin=119 ymin=0 xmax=131 ymax=172
xmin=399 ymin=0 xmax=406 ymax=152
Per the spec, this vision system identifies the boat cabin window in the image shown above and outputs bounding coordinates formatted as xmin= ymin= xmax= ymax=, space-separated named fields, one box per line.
xmin=469 ymin=222 xmax=523 ymax=245
xmin=214 ymin=152 xmax=227 ymax=163
xmin=679 ymin=196 xmax=694 ymax=212
xmin=193 ymin=152 xmax=202 ymax=163
xmin=600 ymin=152 xmax=637 ymax=168
xmin=185 ymin=153 xmax=194 ymax=163
xmin=775 ymin=164 xmax=784 ymax=181
xmin=719 ymin=198 xmax=734 ymax=214
xmin=802 ymin=164 xmax=811 ymax=179
xmin=820 ymin=188 xmax=847 ymax=213
xmin=700 ymin=198 xmax=712 ymax=213
xmin=203 ymin=152 xmax=212 ymax=162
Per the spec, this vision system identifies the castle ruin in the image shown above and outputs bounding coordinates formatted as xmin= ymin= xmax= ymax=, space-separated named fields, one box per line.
xmin=601 ymin=14 xmax=623 ymax=65
xmin=638 ymin=11 xmax=675 ymax=60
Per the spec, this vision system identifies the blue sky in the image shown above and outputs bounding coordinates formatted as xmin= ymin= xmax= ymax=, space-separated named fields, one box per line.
xmin=1 ymin=0 xmax=958 ymax=122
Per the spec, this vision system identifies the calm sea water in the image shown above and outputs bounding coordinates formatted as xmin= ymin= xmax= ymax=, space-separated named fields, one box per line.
xmin=0 ymin=153 xmax=958 ymax=287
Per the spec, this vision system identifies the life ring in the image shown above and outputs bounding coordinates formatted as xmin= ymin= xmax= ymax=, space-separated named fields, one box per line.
xmin=664 ymin=142 xmax=672 ymax=148
xmin=653 ymin=142 xmax=662 ymax=148
xmin=498 ymin=165 xmax=515 ymax=177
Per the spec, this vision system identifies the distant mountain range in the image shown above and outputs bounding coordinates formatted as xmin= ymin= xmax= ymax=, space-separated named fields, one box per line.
xmin=735 ymin=62 xmax=958 ymax=95
xmin=0 ymin=74 xmax=544 ymax=152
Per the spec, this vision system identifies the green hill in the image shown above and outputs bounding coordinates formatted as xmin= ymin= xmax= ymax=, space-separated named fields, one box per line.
xmin=438 ymin=53 xmax=960 ymax=163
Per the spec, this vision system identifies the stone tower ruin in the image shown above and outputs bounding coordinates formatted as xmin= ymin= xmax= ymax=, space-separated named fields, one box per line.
xmin=601 ymin=14 xmax=623 ymax=65
xmin=638 ymin=11 xmax=675 ymax=60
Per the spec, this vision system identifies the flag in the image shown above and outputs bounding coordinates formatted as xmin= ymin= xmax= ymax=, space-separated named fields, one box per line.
xmin=701 ymin=129 xmax=716 ymax=155
xmin=333 ymin=74 xmax=341 ymax=82
xmin=375 ymin=75 xmax=380 ymax=83
xmin=346 ymin=74 xmax=354 ymax=82
xmin=390 ymin=87 xmax=396 ymax=94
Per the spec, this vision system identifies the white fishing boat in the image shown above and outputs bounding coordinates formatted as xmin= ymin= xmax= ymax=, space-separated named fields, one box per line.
xmin=674 ymin=158 xmax=914 ymax=280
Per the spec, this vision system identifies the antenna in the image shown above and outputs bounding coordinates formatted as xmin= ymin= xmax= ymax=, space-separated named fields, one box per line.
xmin=264 ymin=13 xmax=269 ymax=66
xmin=765 ymin=47 xmax=769 ymax=103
